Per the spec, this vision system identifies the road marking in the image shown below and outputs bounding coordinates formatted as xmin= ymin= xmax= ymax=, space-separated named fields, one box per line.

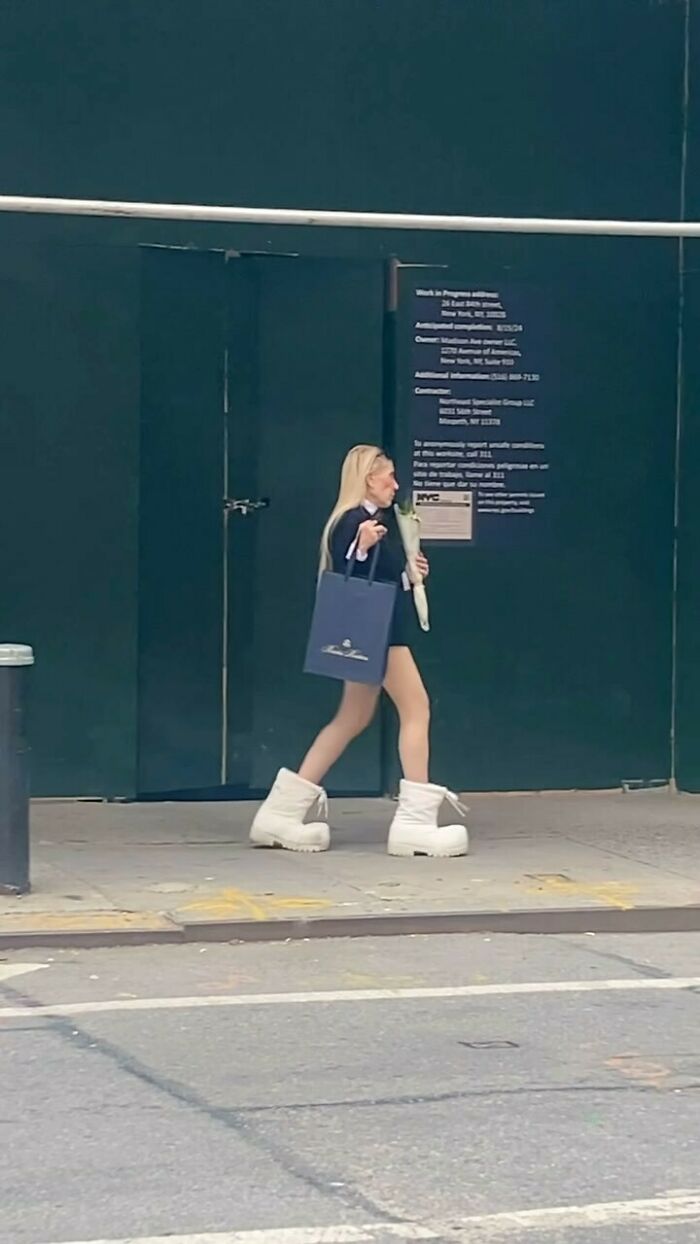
xmin=33 ymin=1189 xmax=700 ymax=1242
xmin=35 ymin=1229 xmax=432 ymax=1244
xmin=605 ymin=1052 xmax=673 ymax=1090
xmin=1 ymin=975 xmax=700 ymax=1021
xmin=0 ymin=962 xmax=46 ymax=984
xmin=450 ymin=1188 xmax=700 ymax=1235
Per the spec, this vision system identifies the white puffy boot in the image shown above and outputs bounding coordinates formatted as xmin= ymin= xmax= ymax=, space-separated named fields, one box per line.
xmin=387 ymin=779 xmax=469 ymax=858
xmin=250 ymin=768 xmax=330 ymax=853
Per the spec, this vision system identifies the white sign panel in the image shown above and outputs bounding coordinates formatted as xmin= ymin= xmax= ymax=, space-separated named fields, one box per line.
xmin=413 ymin=489 xmax=474 ymax=542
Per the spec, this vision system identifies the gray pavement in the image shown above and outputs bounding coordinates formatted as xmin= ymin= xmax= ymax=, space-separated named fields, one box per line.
xmin=1 ymin=789 xmax=699 ymax=945
xmin=1 ymin=931 xmax=700 ymax=1242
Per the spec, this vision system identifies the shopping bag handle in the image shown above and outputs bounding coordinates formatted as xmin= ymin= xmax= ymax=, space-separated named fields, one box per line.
xmin=345 ymin=541 xmax=381 ymax=584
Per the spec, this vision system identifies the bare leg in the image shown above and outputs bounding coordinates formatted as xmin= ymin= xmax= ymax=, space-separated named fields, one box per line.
xmin=383 ymin=647 xmax=430 ymax=783
xmin=298 ymin=681 xmax=380 ymax=785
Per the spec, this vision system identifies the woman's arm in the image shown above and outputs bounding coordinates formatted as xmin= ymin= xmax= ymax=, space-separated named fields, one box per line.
xmin=330 ymin=510 xmax=386 ymax=572
xmin=330 ymin=510 xmax=363 ymax=573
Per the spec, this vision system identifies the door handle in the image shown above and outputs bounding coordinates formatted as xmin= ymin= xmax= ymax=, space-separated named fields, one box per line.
xmin=223 ymin=497 xmax=270 ymax=516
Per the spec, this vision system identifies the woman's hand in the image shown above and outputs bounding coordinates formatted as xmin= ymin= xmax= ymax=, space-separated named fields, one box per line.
xmin=415 ymin=552 xmax=430 ymax=579
xmin=357 ymin=519 xmax=387 ymax=553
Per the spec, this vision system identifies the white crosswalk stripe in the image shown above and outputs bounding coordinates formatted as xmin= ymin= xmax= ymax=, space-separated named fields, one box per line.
xmin=33 ymin=1190 xmax=700 ymax=1242
xmin=0 ymin=962 xmax=46 ymax=984
xmin=1 ymin=974 xmax=700 ymax=1021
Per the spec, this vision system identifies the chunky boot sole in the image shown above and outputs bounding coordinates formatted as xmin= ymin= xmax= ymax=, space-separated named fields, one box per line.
xmin=387 ymin=839 xmax=468 ymax=858
xmin=387 ymin=825 xmax=469 ymax=858
xmin=250 ymin=823 xmax=330 ymax=853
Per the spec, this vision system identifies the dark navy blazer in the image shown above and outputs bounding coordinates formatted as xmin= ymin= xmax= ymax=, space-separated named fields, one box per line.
xmin=330 ymin=505 xmax=405 ymax=584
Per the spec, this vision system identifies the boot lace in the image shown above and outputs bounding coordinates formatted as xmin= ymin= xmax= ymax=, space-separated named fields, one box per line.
xmin=314 ymin=790 xmax=329 ymax=823
xmin=445 ymin=789 xmax=469 ymax=819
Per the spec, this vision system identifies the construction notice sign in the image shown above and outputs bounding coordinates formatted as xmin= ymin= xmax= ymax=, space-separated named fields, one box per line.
xmin=405 ymin=282 xmax=553 ymax=545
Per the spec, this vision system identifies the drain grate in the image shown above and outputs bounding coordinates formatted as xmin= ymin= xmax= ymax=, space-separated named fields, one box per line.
xmin=459 ymin=1040 xmax=520 ymax=1050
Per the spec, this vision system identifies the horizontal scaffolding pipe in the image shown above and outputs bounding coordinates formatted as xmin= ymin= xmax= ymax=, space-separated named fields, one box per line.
xmin=0 ymin=194 xmax=697 ymax=238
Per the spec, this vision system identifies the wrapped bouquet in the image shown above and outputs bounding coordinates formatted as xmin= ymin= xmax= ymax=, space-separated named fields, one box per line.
xmin=395 ymin=500 xmax=430 ymax=633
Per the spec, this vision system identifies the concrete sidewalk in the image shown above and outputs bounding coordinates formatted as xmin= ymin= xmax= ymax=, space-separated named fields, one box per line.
xmin=0 ymin=790 xmax=699 ymax=947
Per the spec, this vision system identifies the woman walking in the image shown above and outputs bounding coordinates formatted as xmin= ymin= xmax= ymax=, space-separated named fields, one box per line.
xmin=250 ymin=445 xmax=468 ymax=858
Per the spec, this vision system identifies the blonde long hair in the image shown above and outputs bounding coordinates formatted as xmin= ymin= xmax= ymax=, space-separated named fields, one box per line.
xmin=319 ymin=444 xmax=388 ymax=574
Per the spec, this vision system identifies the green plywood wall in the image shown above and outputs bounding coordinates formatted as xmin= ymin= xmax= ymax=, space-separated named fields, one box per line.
xmin=0 ymin=1 xmax=693 ymax=794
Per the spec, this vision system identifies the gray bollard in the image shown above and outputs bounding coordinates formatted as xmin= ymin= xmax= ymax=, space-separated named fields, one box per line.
xmin=0 ymin=644 xmax=34 ymax=895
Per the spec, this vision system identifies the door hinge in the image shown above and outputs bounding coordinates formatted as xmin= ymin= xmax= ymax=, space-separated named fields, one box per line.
xmin=223 ymin=497 xmax=270 ymax=516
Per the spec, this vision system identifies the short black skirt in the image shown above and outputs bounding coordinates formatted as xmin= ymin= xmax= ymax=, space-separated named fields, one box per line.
xmin=389 ymin=587 xmax=417 ymax=648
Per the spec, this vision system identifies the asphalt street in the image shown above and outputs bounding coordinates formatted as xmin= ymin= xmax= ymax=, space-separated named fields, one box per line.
xmin=1 ymin=931 xmax=700 ymax=1243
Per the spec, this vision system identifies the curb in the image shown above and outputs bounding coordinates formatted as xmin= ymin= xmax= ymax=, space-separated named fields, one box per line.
xmin=1 ymin=904 xmax=700 ymax=949
xmin=0 ymin=917 xmax=183 ymax=950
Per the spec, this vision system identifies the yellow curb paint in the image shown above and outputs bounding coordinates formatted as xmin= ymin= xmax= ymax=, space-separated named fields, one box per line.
xmin=0 ymin=911 xmax=176 ymax=934
xmin=520 ymin=875 xmax=640 ymax=910
xmin=177 ymin=887 xmax=333 ymax=922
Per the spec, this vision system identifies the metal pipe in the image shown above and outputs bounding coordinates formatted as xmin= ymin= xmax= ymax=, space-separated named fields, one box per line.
xmin=0 ymin=194 xmax=699 ymax=237
xmin=0 ymin=644 xmax=33 ymax=895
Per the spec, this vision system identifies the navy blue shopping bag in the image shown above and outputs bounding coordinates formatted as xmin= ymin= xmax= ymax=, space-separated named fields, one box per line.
xmin=304 ymin=547 xmax=397 ymax=685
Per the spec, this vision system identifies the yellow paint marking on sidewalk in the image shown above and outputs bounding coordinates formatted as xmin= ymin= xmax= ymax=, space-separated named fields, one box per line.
xmin=178 ymin=887 xmax=333 ymax=921
xmin=521 ymin=874 xmax=640 ymax=910
xmin=0 ymin=911 xmax=176 ymax=934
